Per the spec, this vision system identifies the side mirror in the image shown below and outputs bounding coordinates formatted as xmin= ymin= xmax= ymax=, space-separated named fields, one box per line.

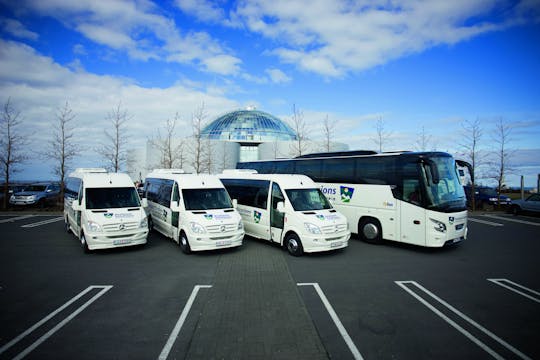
xmin=276 ymin=201 xmax=285 ymax=213
xmin=232 ymin=199 xmax=238 ymax=208
xmin=141 ymin=198 xmax=148 ymax=207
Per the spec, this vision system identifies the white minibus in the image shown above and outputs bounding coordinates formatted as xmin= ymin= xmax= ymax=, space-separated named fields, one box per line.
xmin=219 ymin=171 xmax=350 ymax=256
xmin=144 ymin=169 xmax=244 ymax=253
xmin=64 ymin=168 xmax=149 ymax=252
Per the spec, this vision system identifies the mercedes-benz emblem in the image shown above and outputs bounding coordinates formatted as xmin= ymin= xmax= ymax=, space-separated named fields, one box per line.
xmin=119 ymin=224 xmax=125 ymax=230
xmin=220 ymin=225 xmax=226 ymax=232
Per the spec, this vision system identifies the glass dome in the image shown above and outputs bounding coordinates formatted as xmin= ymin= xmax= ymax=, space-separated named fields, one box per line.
xmin=201 ymin=109 xmax=297 ymax=142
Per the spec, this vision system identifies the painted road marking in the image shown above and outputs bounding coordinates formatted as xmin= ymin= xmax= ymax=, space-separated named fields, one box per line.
xmin=396 ymin=280 xmax=531 ymax=360
xmin=487 ymin=279 xmax=540 ymax=303
xmin=158 ymin=285 xmax=212 ymax=360
xmin=0 ymin=285 xmax=113 ymax=360
xmin=468 ymin=218 xmax=504 ymax=226
xmin=298 ymin=282 xmax=364 ymax=360
xmin=0 ymin=215 xmax=35 ymax=224
xmin=482 ymin=215 xmax=540 ymax=226
xmin=21 ymin=217 xmax=63 ymax=228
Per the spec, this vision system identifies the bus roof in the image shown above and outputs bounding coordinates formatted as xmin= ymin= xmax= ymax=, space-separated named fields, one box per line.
xmin=219 ymin=171 xmax=317 ymax=189
xmin=145 ymin=172 xmax=225 ymax=189
xmin=68 ymin=171 xmax=135 ymax=188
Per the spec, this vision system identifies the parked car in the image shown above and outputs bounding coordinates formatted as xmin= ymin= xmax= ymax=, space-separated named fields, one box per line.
xmin=510 ymin=194 xmax=540 ymax=215
xmin=463 ymin=185 xmax=512 ymax=209
xmin=9 ymin=182 xmax=61 ymax=208
xmin=0 ymin=184 xmax=27 ymax=205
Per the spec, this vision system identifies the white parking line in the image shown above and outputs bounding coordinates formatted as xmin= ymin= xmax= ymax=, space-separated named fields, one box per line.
xmin=0 ymin=285 xmax=112 ymax=360
xmin=0 ymin=215 xmax=34 ymax=224
xmin=158 ymin=285 xmax=212 ymax=360
xmin=468 ymin=218 xmax=504 ymax=226
xmin=21 ymin=217 xmax=63 ymax=228
xmin=396 ymin=281 xmax=531 ymax=360
xmin=482 ymin=215 xmax=540 ymax=226
xmin=487 ymin=279 xmax=540 ymax=303
xmin=298 ymin=282 xmax=364 ymax=360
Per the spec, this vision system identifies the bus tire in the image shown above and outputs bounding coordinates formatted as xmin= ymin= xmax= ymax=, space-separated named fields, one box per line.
xmin=285 ymin=233 xmax=303 ymax=256
xmin=180 ymin=231 xmax=192 ymax=254
xmin=358 ymin=217 xmax=382 ymax=244
xmin=65 ymin=217 xmax=71 ymax=234
xmin=148 ymin=216 xmax=154 ymax=231
xmin=80 ymin=232 xmax=91 ymax=253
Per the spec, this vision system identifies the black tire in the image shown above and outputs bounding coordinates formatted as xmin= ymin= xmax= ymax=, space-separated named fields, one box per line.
xmin=179 ymin=232 xmax=191 ymax=254
xmin=80 ymin=232 xmax=91 ymax=253
xmin=148 ymin=216 xmax=154 ymax=231
xmin=285 ymin=233 xmax=303 ymax=256
xmin=358 ymin=218 xmax=382 ymax=244
xmin=511 ymin=205 xmax=521 ymax=216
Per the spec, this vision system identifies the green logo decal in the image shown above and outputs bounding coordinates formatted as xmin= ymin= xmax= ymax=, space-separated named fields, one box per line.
xmin=104 ymin=213 xmax=113 ymax=218
xmin=204 ymin=214 xmax=213 ymax=220
xmin=316 ymin=214 xmax=325 ymax=221
xmin=254 ymin=210 xmax=261 ymax=223
xmin=340 ymin=186 xmax=354 ymax=203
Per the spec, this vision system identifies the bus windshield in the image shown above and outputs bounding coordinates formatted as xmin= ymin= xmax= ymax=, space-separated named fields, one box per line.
xmin=85 ymin=187 xmax=141 ymax=209
xmin=285 ymin=188 xmax=333 ymax=211
xmin=422 ymin=156 xmax=466 ymax=212
xmin=183 ymin=188 xmax=233 ymax=210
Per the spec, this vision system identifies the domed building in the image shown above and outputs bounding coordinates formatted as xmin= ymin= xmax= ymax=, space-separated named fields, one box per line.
xmin=133 ymin=108 xmax=348 ymax=177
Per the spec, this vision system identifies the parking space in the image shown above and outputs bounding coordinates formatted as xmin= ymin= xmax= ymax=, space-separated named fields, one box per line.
xmin=0 ymin=212 xmax=539 ymax=359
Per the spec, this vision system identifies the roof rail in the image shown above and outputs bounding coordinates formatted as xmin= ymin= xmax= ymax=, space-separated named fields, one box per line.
xmin=222 ymin=169 xmax=258 ymax=174
xmin=151 ymin=169 xmax=186 ymax=174
xmin=73 ymin=168 xmax=107 ymax=173
xmin=295 ymin=150 xmax=378 ymax=158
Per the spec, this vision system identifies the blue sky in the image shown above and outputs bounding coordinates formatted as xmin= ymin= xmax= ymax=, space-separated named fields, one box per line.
xmin=1 ymin=0 xmax=539 ymax=188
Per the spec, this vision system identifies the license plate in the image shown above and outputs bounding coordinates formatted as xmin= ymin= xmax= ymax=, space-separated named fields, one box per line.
xmin=113 ymin=239 xmax=131 ymax=245
xmin=216 ymin=240 xmax=232 ymax=247
xmin=331 ymin=241 xmax=343 ymax=248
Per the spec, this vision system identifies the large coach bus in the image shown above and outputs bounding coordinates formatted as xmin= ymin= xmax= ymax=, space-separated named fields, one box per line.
xmin=237 ymin=151 xmax=471 ymax=247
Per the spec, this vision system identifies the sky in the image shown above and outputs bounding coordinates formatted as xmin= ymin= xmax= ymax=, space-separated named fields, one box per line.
xmin=0 ymin=0 xmax=539 ymax=188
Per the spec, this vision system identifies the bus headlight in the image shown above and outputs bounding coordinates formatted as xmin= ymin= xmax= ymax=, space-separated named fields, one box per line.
xmin=87 ymin=221 xmax=102 ymax=232
xmin=430 ymin=218 xmax=446 ymax=233
xmin=237 ymin=221 xmax=244 ymax=231
xmin=304 ymin=222 xmax=322 ymax=234
xmin=190 ymin=222 xmax=206 ymax=234
xmin=140 ymin=218 xmax=148 ymax=228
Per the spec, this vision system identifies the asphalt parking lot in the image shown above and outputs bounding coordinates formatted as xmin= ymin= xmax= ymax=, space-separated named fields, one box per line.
xmin=1 ymin=211 xmax=539 ymax=360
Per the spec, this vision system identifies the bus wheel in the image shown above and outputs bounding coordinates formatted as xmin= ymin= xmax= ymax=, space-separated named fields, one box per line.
xmin=180 ymin=232 xmax=192 ymax=254
xmin=65 ymin=217 xmax=71 ymax=234
xmin=358 ymin=218 xmax=382 ymax=244
xmin=285 ymin=233 xmax=303 ymax=256
xmin=80 ymin=233 xmax=91 ymax=253
xmin=148 ymin=216 xmax=154 ymax=231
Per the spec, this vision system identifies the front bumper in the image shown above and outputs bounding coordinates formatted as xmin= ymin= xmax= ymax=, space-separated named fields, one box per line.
xmin=301 ymin=230 xmax=351 ymax=253
xmin=85 ymin=229 xmax=149 ymax=250
xmin=187 ymin=230 xmax=244 ymax=252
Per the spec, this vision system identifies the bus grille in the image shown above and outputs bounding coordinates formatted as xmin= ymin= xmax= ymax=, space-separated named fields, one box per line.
xmin=206 ymin=223 xmax=237 ymax=233
xmin=321 ymin=223 xmax=347 ymax=234
xmin=102 ymin=222 xmax=138 ymax=232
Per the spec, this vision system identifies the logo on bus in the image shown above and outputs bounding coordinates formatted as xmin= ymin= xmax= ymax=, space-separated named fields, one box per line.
xmin=340 ymin=186 xmax=354 ymax=203
xmin=316 ymin=214 xmax=325 ymax=221
xmin=104 ymin=213 xmax=113 ymax=218
xmin=254 ymin=210 xmax=261 ymax=223
xmin=204 ymin=214 xmax=213 ymax=220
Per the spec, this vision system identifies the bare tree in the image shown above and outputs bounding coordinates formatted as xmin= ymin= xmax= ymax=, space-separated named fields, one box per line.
xmin=415 ymin=126 xmax=432 ymax=152
xmin=97 ymin=102 xmax=131 ymax=172
xmin=0 ymin=98 xmax=29 ymax=209
xmin=322 ymin=114 xmax=337 ymax=152
xmin=191 ymin=102 xmax=208 ymax=174
xmin=202 ymin=138 xmax=215 ymax=174
xmin=151 ymin=113 xmax=185 ymax=169
xmin=459 ymin=118 xmax=485 ymax=210
xmin=41 ymin=101 xmax=80 ymax=201
xmin=372 ymin=117 xmax=392 ymax=152
xmin=490 ymin=117 xmax=514 ymax=209
xmin=289 ymin=104 xmax=309 ymax=157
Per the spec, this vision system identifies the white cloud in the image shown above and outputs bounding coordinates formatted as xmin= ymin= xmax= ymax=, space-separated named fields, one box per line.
xmin=265 ymin=68 xmax=291 ymax=84
xmin=201 ymin=54 xmax=241 ymax=75
xmin=174 ymin=0 xmax=226 ymax=23
xmin=0 ymin=39 xmax=239 ymax=178
xmin=231 ymin=0 xmax=539 ymax=77
xmin=1 ymin=18 xmax=39 ymax=40
xmin=6 ymin=0 xmax=239 ymax=74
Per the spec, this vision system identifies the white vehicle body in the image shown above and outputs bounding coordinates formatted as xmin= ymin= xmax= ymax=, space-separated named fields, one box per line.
xmin=144 ymin=170 xmax=244 ymax=253
xmin=64 ymin=168 xmax=148 ymax=252
xmin=219 ymin=171 xmax=350 ymax=256
xmin=236 ymin=151 xmax=469 ymax=248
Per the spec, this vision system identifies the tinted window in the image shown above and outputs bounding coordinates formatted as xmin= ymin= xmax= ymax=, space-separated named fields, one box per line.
xmin=355 ymin=157 xmax=396 ymax=185
xmin=85 ymin=187 xmax=140 ymax=209
xmin=182 ymin=188 xmax=232 ymax=210
xmin=320 ymin=158 xmax=356 ymax=183
xmin=64 ymin=177 xmax=81 ymax=200
xmin=274 ymin=160 xmax=294 ymax=174
xmin=294 ymin=159 xmax=321 ymax=180
xmin=285 ymin=188 xmax=332 ymax=211
xmin=221 ymin=178 xmax=270 ymax=209
xmin=146 ymin=178 xmax=173 ymax=207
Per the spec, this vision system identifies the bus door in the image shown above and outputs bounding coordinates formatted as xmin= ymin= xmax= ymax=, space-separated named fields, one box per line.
xmin=270 ymin=182 xmax=285 ymax=243
xmin=170 ymin=182 xmax=181 ymax=240
xmin=400 ymin=170 xmax=427 ymax=246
